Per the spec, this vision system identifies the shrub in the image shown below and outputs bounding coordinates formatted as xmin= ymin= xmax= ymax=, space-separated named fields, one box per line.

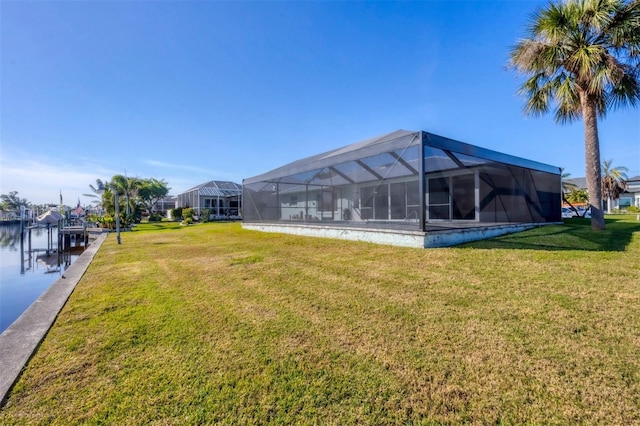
xmin=183 ymin=208 xmax=194 ymax=221
xmin=170 ymin=208 xmax=183 ymax=221
xmin=149 ymin=213 xmax=163 ymax=222
xmin=182 ymin=217 xmax=193 ymax=225
xmin=101 ymin=214 xmax=115 ymax=230
xmin=201 ymin=209 xmax=211 ymax=223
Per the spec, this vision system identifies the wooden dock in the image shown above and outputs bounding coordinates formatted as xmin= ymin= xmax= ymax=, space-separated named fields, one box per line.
xmin=59 ymin=226 xmax=104 ymax=250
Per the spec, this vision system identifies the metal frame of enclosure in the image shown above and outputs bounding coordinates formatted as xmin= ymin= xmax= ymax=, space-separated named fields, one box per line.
xmin=176 ymin=180 xmax=242 ymax=218
xmin=242 ymin=130 xmax=561 ymax=244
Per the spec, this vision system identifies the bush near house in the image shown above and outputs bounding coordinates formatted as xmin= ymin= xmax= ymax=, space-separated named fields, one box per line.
xmin=182 ymin=208 xmax=194 ymax=222
xmin=169 ymin=207 xmax=183 ymax=221
xmin=148 ymin=213 xmax=163 ymax=222
xmin=201 ymin=209 xmax=211 ymax=223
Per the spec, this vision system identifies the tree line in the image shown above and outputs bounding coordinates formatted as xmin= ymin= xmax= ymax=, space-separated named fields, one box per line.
xmin=0 ymin=175 xmax=170 ymax=226
xmin=84 ymin=175 xmax=170 ymax=227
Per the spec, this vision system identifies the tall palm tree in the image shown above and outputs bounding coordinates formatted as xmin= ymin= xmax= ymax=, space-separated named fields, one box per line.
xmin=601 ymin=159 xmax=628 ymax=212
xmin=510 ymin=0 xmax=640 ymax=230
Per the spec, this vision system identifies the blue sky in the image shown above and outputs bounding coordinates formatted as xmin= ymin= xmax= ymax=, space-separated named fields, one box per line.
xmin=1 ymin=0 xmax=638 ymax=206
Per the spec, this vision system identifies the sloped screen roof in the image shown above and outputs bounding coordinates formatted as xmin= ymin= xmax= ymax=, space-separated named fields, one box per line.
xmin=244 ymin=130 xmax=559 ymax=185
xmin=186 ymin=180 xmax=243 ymax=197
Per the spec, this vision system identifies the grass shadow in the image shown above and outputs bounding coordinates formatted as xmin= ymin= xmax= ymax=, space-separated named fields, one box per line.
xmin=131 ymin=222 xmax=184 ymax=232
xmin=131 ymin=221 xmax=240 ymax=233
xmin=459 ymin=216 xmax=640 ymax=252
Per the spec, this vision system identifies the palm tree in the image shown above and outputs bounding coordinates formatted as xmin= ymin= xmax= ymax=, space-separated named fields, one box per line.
xmin=107 ymin=175 xmax=141 ymax=223
xmin=83 ymin=179 xmax=106 ymax=215
xmin=601 ymin=159 xmax=628 ymax=212
xmin=510 ymin=0 xmax=640 ymax=230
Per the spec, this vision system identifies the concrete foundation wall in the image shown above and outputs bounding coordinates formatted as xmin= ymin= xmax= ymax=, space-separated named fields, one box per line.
xmin=242 ymin=222 xmax=558 ymax=248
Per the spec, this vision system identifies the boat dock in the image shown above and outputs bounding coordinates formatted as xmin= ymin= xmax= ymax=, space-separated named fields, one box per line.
xmin=59 ymin=226 xmax=104 ymax=250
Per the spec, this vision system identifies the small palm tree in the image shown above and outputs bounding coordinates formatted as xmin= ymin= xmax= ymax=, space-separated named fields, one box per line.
xmin=510 ymin=0 xmax=640 ymax=230
xmin=83 ymin=179 xmax=106 ymax=215
xmin=561 ymin=169 xmax=580 ymax=214
xmin=601 ymin=159 xmax=628 ymax=212
xmin=108 ymin=175 xmax=142 ymax=223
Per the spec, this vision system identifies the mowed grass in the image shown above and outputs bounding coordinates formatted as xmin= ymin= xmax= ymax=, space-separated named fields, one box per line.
xmin=1 ymin=218 xmax=639 ymax=424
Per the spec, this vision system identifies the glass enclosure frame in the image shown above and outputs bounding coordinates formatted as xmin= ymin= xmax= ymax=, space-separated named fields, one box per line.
xmin=243 ymin=130 xmax=561 ymax=231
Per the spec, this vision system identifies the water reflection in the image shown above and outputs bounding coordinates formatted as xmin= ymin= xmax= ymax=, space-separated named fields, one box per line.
xmin=0 ymin=222 xmax=85 ymax=333
xmin=0 ymin=224 xmax=22 ymax=251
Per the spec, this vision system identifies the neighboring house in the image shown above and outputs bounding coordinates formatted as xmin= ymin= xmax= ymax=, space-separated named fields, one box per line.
xmin=243 ymin=130 xmax=561 ymax=248
xmin=566 ymin=175 xmax=640 ymax=210
xmin=626 ymin=176 xmax=640 ymax=209
xmin=155 ymin=196 xmax=176 ymax=217
xmin=176 ymin=181 xmax=242 ymax=218
xmin=0 ymin=209 xmax=19 ymax=221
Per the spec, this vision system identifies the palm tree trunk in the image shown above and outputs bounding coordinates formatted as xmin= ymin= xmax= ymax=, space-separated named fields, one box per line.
xmin=581 ymin=95 xmax=605 ymax=230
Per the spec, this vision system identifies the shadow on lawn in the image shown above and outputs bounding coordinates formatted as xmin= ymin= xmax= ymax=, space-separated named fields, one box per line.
xmin=131 ymin=221 xmax=235 ymax=232
xmin=460 ymin=217 xmax=640 ymax=252
xmin=131 ymin=222 xmax=184 ymax=232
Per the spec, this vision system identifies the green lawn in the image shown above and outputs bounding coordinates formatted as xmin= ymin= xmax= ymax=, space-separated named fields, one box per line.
xmin=1 ymin=218 xmax=639 ymax=424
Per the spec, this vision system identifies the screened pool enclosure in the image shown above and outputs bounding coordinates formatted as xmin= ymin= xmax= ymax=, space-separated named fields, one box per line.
xmin=176 ymin=180 xmax=242 ymax=219
xmin=243 ymin=130 xmax=561 ymax=247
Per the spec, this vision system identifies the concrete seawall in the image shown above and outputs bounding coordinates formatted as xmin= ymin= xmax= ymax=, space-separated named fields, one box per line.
xmin=0 ymin=233 xmax=108 ymax=406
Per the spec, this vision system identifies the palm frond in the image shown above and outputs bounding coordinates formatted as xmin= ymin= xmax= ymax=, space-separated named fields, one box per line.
xmin=510 ymin=0 xmax=639 ymax=124
xmin=606 ymin=0 xmax=640 ymax=47
xmin=520 ymin=73 xmax=554 ymax=115
xmin=607 ymin=66 xmax=640 ymax=108
xmin=555 ymin=75 xmax=583 ymax=122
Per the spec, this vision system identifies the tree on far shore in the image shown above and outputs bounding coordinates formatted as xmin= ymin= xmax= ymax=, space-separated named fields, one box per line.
xmin=510 ymin=0 xmax=640 ymax=231
xmin=0 ymin=191 xmax=30 ymax=211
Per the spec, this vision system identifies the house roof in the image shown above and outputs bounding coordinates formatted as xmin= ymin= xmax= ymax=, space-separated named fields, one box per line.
xmin=565 ymin=177 xmax=587 ymax=189
xmin=244 ymin=129 xmax=560 ymax=185
xmin=182 ymin=180 xmax=242 ymax=197
xmin=567 ymin=175 xmax=640 ymax=193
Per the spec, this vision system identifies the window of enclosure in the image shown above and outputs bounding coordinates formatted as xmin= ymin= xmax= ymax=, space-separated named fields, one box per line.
xmin=452 ymin=174 xmax=476 ymax=220
xmin=361 ymin=187 xmax=374 ymax=219
xmin=316 ymin=189 xmax=334 ymax=219
xmin=359 ymin=179 xmax=420 ymax=221
xmin=428 ymin=172 xmax=477 ymax=221
xmin=428 ymin=177 xmax=450 ymax=220
xmin=374 ymin=185 xmax=389 ymax=219
xmin=390 ymin=182 xmax=406 ymax=219
xmin=406 ymin=180 xmax=420 ymax=220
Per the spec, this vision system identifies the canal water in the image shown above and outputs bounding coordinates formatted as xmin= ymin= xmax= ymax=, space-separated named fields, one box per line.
xmin=0 ymin=223 xmax=82 ymax=333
